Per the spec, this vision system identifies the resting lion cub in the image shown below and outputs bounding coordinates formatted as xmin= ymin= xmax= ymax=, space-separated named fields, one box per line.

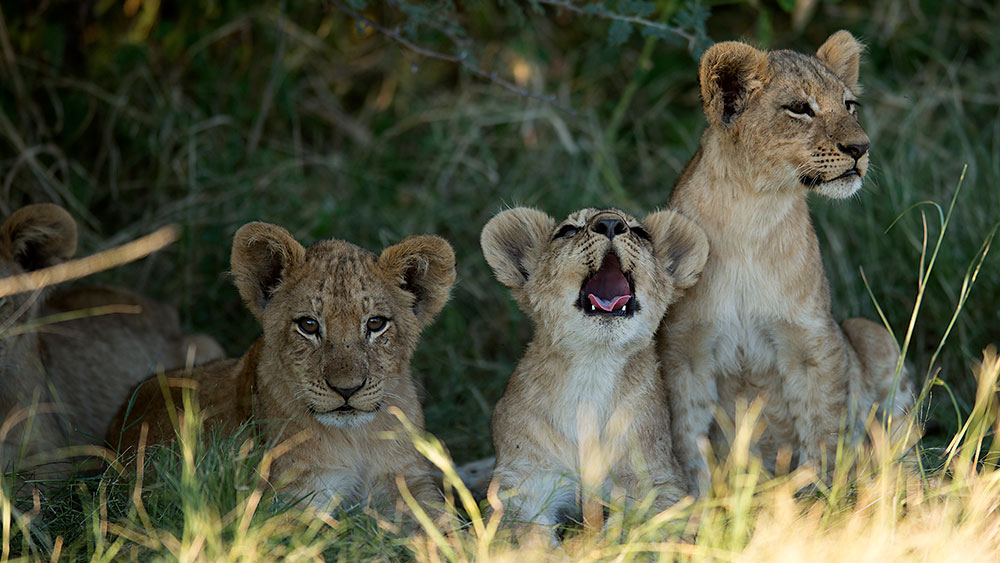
xmin=481 ymin=207 xmax=707 ymax=540
xmin=108 ymin=222 xmax=455 ymax=511
xmin=661 ymin=31 xmax=914 ymax=494
xmin=0 ymin=204 xmax=222 ymax=481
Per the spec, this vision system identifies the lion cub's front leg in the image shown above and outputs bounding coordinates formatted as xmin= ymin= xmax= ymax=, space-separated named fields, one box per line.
xmin=773 ymin=320 xmax=854 ymax=470
xmin=491 ymin=463 xmax=572 ymax=546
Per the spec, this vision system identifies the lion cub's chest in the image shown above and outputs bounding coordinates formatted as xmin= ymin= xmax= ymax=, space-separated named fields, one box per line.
xmin=701 ymin=256 xmax=791 ymax=394
xmin=538 ymin=353 xmax=637 ymax=468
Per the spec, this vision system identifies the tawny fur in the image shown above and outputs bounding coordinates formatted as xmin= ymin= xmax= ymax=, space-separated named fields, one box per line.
xmin=482 ymin=207 xmax=707 ymax=542
xmin=660 ymin=31 xmax=915 ymax=495
xmin=107 ymin=222 xmax=456 ymax=512
xmin=0 ymin=204 xmax=223 ymax=483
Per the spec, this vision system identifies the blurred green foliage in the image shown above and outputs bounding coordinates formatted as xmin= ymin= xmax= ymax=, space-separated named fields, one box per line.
xmin=1 ymin=0 xmax=998 ymax=463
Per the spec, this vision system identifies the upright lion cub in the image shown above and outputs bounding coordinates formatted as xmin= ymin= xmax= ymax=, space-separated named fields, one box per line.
xmin=481 ymin=207 xmax=707 ymax=541
xmin=661 ymin=31 xmax=914 ymax=494
xmin=108 ymin=223 xmax=456 ymax=511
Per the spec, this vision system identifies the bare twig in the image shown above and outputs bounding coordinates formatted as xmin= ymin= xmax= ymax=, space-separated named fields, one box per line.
xmin=538 ymin=0 xmax=697 ymax=51
xmin=0 ymin=226 xmax=178 ymax=298
xmin=328 ymin=1 xmax=576 ymax=115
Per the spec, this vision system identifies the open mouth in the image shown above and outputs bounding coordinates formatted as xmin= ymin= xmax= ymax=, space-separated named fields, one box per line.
xmin=578 ymin=253 xmax=635 ymax=317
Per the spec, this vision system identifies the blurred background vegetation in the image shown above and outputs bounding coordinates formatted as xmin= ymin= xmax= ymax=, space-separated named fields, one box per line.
xmin=1 ymin=0 xmax=997 ymax=464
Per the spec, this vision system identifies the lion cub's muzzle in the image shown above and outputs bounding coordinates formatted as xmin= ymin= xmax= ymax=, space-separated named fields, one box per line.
xmin=578 ymin=213 xmax=636 ymax=318
xmin=310 ymin=371 xmax=383 ymax=428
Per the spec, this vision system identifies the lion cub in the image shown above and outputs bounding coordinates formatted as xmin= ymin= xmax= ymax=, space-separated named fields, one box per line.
xmin=481 ymin=207 xmax=707 ymax=540
xmin=661 ymin=31 xmax=915 ymax=494
xmin=107 ymin=222 xmax=455 ymax=511
xmin=0 ymin=204 xmax=222 ymax=482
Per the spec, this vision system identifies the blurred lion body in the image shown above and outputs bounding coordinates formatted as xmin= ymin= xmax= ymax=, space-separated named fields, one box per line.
xmin=661 ymin=32 xmax=915 ymax=494
xmin=481 ymin=207 xmax=708 ymax=541
xmin=0 ymin=204 xmax=223 ymax=481
xmin=108 ymin=223 xmax=456 ymax=511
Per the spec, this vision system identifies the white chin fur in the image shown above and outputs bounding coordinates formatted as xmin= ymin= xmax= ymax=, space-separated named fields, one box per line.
xmin=315 ymin=410 xmax=377 ymax=429
xmin=814 ymin=175 xmax=862 ymax=199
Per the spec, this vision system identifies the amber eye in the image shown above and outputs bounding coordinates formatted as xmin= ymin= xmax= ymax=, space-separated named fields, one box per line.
xmin=366 ymin=316 xmax=388 ymax=333
xmin=296 ymin=317 xmax=320 ymax=335
xmin=845 ymin=99 xmax=861 ymax=114
xmin=783 ymin=101 xmax=815 ymax=117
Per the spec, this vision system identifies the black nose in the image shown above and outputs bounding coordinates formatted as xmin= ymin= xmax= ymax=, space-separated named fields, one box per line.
xmin=591 ymin=217 xmax=628 ymax=239
xmin=837 ymin=142 xmax=869 ymax=161
xmin=330 ymin=382 xmax=363 ymax=400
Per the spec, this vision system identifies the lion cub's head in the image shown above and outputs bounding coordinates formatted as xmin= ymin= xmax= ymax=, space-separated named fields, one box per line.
xmin=699 ymin=30 xmax=869 ymax=198
xmin=481 ymin=207 xmax=707 ymax=351
xmin=231 ymin=223 xmax=455 ymax=429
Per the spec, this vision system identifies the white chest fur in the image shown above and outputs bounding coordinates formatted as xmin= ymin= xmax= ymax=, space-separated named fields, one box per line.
xmin=551 ymin=350 xmax=630 ymax=453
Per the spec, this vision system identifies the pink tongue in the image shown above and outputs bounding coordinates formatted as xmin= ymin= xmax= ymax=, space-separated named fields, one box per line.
xmin=587 ymin=294 xmax=631 ymax=312
xmin=581 ymin=253 xmax=631 ymax=312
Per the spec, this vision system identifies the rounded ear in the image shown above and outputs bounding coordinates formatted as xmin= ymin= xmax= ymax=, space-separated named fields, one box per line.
xmin=816 ymin=30 xmax=863 ymax=91
xmin=230 ymin=222 xmax=306 ymax=318
xmin=642 ymin=210 xmax=709 ymax=291
xmin=480 ymin=207 xmax=554 ymax=290
xmin=1 ymin=203 xmax=78 ymax=272
xmin=378 ymin=235 xmax=456 ymax=327
xmin=699 ymin=41 xmax=771 ymax=128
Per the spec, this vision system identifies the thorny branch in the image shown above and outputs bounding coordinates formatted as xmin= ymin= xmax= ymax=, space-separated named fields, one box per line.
xmin=328 ymin=0 xmax=577 ymax=115
xmin=538 ymin=0 xmax=698 ymax=51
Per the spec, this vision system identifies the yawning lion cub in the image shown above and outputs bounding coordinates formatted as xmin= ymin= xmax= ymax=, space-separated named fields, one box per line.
xmin=108 ymin=222 xmax=455 ymax=512
xmin=481 ymin=207 xmax=707 ymax=541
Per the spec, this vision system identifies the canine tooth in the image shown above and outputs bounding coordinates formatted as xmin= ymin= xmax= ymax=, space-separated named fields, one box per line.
xmin=590 ymin=304 xmax=596 ymax=311
xmin=621 ymin=305 xmax=626 ymax=312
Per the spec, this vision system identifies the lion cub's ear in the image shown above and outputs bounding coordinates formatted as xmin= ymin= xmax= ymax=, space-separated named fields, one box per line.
xmin=1 ymin=203 xmax=78 ymax=272
xmin=480 ymin=207 xmax=554 ymax=290
xmin=378 ymin=235 xmax=456 ymax=327
xmin=231 ymin=222 xmax=306 ymax=318
xmin=642 ymin=210 xmax=709 ymax=291
xmin=699 ymin=41 xmax=771 ymax=128
xmin=816 ymin=30 xmax=863 ymax=91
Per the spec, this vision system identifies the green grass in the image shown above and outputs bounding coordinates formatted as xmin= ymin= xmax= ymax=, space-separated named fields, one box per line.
xmin=1 ymin=0 xmax=999 ymax=559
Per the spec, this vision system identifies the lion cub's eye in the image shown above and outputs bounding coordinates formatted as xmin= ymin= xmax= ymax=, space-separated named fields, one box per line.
xmin=553 ymin=225 xmax=580 ymax=239
xmin=366 ymin=316 xmax=389 ymax=333
xmin=631 ymin=225 xmax=652 ymax=241
xmin=845 ymin=99 xmax=861 ymax=115
xmin=783 ymin=101 xmax=815 ymax=118
xmin=296 ymin=317 xmax=320 ymax=335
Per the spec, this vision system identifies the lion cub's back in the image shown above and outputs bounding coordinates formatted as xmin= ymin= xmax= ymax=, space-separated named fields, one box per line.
xmin=106 ymin=354 xmax=248 ymax=454
xmin=40 ymin=286 xmax=198 ymax=443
